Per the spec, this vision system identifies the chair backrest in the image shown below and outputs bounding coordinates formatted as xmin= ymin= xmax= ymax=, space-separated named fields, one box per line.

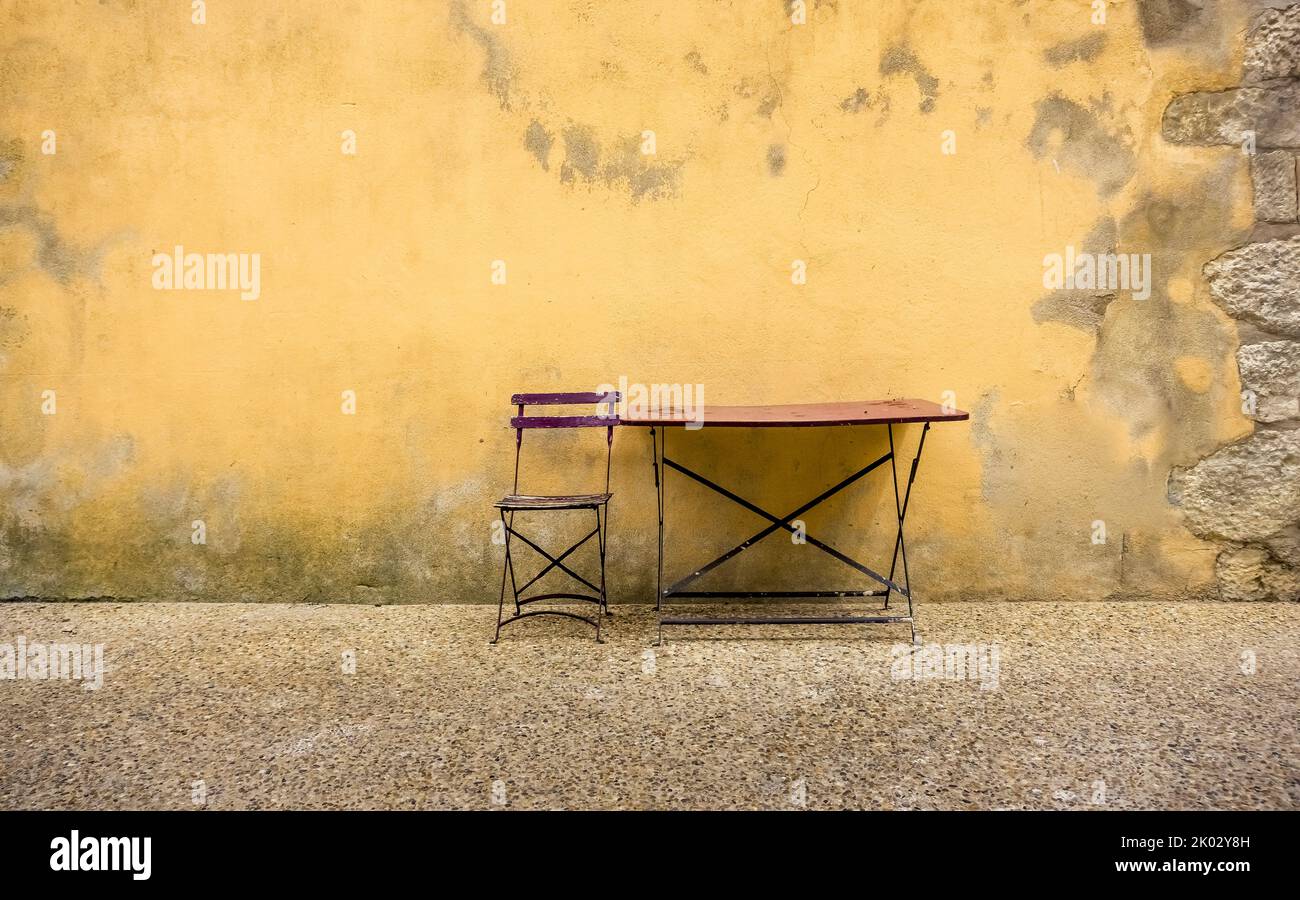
xmin=509 ymin=392 xmax=621 ymax=494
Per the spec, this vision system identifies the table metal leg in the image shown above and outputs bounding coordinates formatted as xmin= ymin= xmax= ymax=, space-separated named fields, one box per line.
xmin=885 ymin=422 xmax=929 ymax=643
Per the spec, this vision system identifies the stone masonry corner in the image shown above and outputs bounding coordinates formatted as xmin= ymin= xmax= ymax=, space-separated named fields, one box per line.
xmin=1164 ymin=3 xmax=1300 ymax=601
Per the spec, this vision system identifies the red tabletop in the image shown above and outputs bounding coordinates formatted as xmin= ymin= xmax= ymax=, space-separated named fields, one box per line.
xmin=621 ymin=398 xmax=968 ymax=427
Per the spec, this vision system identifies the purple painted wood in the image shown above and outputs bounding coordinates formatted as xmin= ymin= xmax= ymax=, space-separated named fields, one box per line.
xmin=512 ymin=392 xmax=621 ymax=406
xmin=511 ymin=415 xmax=619 ymax=429
xmin=621 ymin=398 xmax=968 ymax=427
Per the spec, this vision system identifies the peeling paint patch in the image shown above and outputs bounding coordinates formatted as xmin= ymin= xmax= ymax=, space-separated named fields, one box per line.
xmin=684 ymin=49 xmax=708 ymax=75
xmin=0 ymin=306 xmax=29 ymax=350
xmin=879 ymin=45 xmax=939 ymax=113
xmin=524 ymin=119 xmax=554 ymax=172
xmin=450 ymin=0 xmax=514 ymax=109
xmin=734 ymin=77 xmax=781 ymax=119
xmin=1025 ymin=94 xmax=1136 ymax=197
xmin=1032 ymin=217 xmax=1118 ymax=332
xmin=0 ymin=139 xmax=23 ymax=187
xmin=1044 ymin=32 xmax=1107 ymax=67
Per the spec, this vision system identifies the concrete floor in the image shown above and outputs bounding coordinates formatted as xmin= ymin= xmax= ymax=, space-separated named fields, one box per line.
xmin=0 ymin=601 xmax=1296 ymax=810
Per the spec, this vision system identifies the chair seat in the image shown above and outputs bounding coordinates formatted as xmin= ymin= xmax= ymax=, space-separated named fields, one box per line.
xmin=494 ymin=492 xmax=612 ymax=510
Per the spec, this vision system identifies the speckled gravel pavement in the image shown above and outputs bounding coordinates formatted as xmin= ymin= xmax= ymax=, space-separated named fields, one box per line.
xmin=1 ymin=601 xmax=1296 ymax=810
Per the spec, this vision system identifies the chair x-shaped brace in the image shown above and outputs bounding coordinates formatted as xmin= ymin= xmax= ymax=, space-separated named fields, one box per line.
xmin=495 ymin=506 xmax=610 ymax=643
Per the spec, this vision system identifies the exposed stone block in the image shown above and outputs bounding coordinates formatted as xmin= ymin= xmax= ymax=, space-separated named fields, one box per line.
xmin=1216 ymin=546 xmax=1300 ymax=601
xmin=1203 ymin=236 xmax=1300 ymax=337
xmin=1244 ymin=4 xmax=1300 ymax=83
xmin=1266 ymin=527 xmax=1300 ymax=567
xmin=1162 ymin=81 xmax=1300 ymax=148
xmin=1169 ymin=428 xmax=1300 ymax=542
xmin=1138 ymin=0 xmax=1209 ymax=48
xmin=1238 ymin=341 xmax=1300 ymax=421
xmin=1251 ymin=150 xmax=1298 ymax=222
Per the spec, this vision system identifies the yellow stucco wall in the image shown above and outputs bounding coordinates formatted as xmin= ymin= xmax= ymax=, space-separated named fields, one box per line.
xmin=0 ymin=1 xmax=1262 ymax=603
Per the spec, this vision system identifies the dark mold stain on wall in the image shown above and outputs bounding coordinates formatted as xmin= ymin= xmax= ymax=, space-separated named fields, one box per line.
xmin=1025 ymin=94 xmax=1136 ymax=198
xmin=1044 ymin=32 xmax=1108 ymax=67
xmin=838 ymin=87 xmax=873 ymax=113
xmin=735 ymin=77 xmax=781 ymax=120
xmin=0 ymin=141 xmax=104 ymax=287
xmin=1089 ymin=161 xmax=1244 ymax=459
xmin=524 ymin=120 xmax=554 ymax=171
xmin=0 ymin=205 xmax=103 ymax=287
xmin=559 ymin=124 xmax=601 ymax=184
xmin=450 ymin=0 xmax=515 ymax=109
xmin=453 ymin=4 xmax=683 ymax=202
xmin=556 ymin=125 xmax=683 ymax=203
xmin=879 ymin=44 xmax=939 ymax=113
xmin=767 ymin=144 xmax=786 ymax=176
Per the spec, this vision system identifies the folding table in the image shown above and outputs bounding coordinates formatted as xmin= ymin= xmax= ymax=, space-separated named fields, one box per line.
xmin=622 ymin=399 xmax=968 ymax=644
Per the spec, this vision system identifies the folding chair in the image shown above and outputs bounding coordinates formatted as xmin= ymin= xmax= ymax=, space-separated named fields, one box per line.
xmin=491 ymin=391 xmax=620 ymax=643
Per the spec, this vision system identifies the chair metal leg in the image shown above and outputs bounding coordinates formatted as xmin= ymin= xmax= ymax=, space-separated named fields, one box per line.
xmin=492 ymin=509 xmax=512 ymax=645
xmin=593 ymin=507 xmax=606 ymax=643
xmin=649 ymin=427 xmax=665 ymax=612
xmin=505 ymin=510 xmax=520 ymax=615
xmin=596 ymin=505 xmax=611 ymax=617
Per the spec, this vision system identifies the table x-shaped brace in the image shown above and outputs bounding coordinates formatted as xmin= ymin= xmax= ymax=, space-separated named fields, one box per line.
xmin=649 ymin=422 xmax=929 ymax=644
